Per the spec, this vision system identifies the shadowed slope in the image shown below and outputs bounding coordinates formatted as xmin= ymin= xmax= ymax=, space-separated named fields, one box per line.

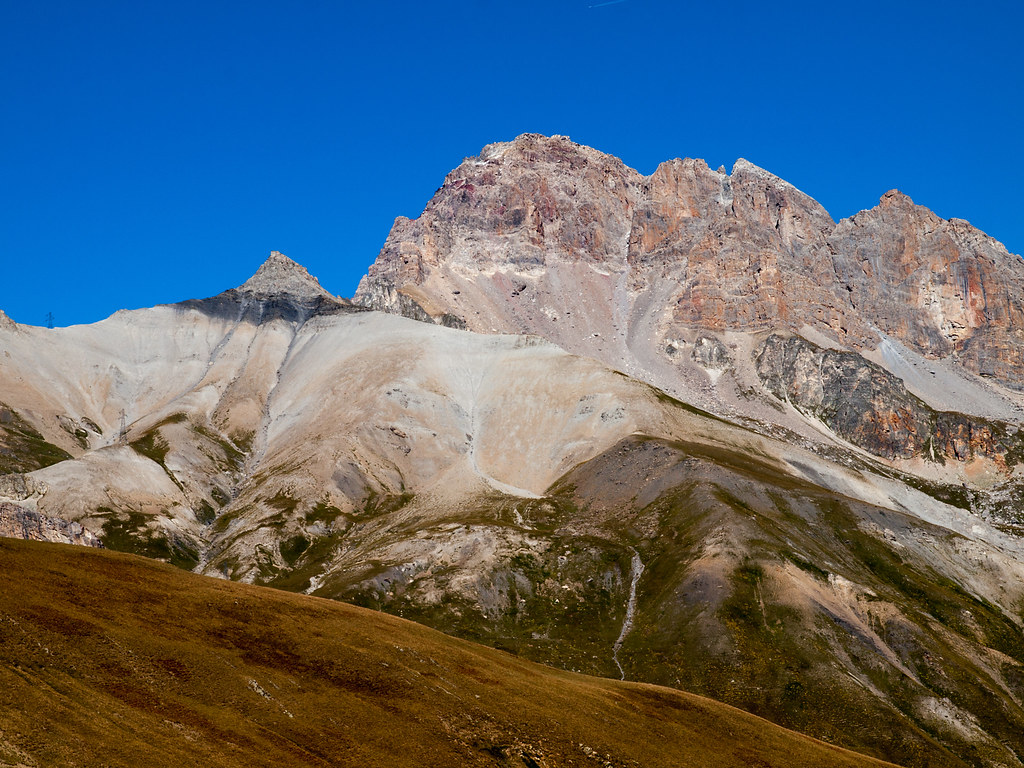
xmin=0 ymin=538 xmax=893 ymax=768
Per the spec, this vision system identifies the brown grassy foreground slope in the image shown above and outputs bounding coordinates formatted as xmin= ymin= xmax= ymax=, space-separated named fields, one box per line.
xmin=0 ymin=539 xmax=894 ymax=768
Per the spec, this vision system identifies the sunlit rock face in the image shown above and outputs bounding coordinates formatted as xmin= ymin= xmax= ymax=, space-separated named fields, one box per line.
xmin=828 ymin=190 xmax=1024 ymax=384
xmin=357 ymin=132 xmax=1024 ymax=392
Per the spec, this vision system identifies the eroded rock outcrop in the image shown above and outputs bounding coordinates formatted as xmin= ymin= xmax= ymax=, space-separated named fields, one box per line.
xmin=0 ymin=473 xmax=47 ymax=501
xmin=628 ymin=156 xmax=847 ymax=334
xmin=691 ymin=335 xmax=732 ymax=370
xmin=755 ymin=334 xmax=1023 ymax=463
xmin=0 ymin=503 xmax=101 ymax=547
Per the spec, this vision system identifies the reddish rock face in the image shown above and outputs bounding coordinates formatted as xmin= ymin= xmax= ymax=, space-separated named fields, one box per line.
xmin=372 ymin=134 xmax=639 ymax=282
xmin=627 ymin=157 xmax=844 ymax=332
xmin=356 ymin=133 xmax=1024 ymax=390
xmin=828 ymin=191 xmax=1024 ymax=378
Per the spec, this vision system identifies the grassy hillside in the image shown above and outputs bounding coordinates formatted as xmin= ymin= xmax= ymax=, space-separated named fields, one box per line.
xmin=0 ymin=537 xmax=893 ymax=768
xmin=307 ymin=436 xmax=1024 ymax=768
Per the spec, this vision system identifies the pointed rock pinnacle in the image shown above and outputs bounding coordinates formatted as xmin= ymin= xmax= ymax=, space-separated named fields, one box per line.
xmin=237 ymin=251 xmax=336 ymax=300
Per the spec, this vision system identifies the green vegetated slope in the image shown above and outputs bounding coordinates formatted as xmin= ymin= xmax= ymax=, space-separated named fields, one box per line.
xmin=0 ymin=538 xmax=892 ymax=768
xmin=0 ymin=403 xmax=71 ymax=473
xmin=297 ymin=436 xmax=1024 ymax=768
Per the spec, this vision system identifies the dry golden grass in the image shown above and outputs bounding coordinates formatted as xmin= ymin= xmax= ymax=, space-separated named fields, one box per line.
xmin=0 ymin=538 xmax=895 ymax=767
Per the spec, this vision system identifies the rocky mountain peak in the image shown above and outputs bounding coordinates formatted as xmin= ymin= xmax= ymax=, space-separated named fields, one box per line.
xmin=875 ymin=189 xmax=921 ymax=211
xmin=477 ymin=133 xmax=608 ymax=163
xmin=238 ymin=251 xmax=334 ymax=300
xmin=0 ymin=310 xmax=16 ymax=330
xmin=731 ymin=157 xmax=772 ymax=177
xmin=731 ymin=157 xmax=806 ymax=196
xmin=356 ymin=134 xmax=1024 ymax=391
xmin=448 ymin=133 xmax=638 ymax=195
xmin=356 ymin=133 xmax=846 ymax=344
xmin=178 ymin=251 xmax=356 ymax=324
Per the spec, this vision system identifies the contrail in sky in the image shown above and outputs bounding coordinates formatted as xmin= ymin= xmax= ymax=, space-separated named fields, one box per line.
xmin=589 ymin=0 xmax=628 ymax=7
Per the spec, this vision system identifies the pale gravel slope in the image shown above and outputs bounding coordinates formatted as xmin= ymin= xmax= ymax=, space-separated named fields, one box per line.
xmin=2 ymin=255 xmax=1023 ymax=618
xmin=5 ymin=257 xmax=1024 ymax=766
xmin=3 ymin=298 xmax=1022 ymax=555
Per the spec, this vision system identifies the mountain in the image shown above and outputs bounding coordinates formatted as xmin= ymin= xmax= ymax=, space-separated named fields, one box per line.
xmin=3 ymin=136 xmax=1024 ymax=767
xmin=1 ymin=537 xmax=893 ymax=768
xmin=355 ymin=134 xmax=1024 ymax=460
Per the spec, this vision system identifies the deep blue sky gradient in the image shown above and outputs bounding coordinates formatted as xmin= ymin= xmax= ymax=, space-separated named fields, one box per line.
xmin=3 ymin=0 xmax=1022 ymax=326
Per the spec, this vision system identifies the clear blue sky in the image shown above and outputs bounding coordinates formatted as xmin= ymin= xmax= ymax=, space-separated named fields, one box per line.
xmin=3 ymin=0 xmax=1022 ymax=327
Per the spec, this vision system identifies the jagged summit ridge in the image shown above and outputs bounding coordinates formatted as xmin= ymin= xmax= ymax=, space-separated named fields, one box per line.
xmin=356 ymin=132 xmax=1024 ymax=391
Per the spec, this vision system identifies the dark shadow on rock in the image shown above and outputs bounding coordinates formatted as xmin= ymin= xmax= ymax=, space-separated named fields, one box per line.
xmin=171 ymin=290 xmax=371 ymax=325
